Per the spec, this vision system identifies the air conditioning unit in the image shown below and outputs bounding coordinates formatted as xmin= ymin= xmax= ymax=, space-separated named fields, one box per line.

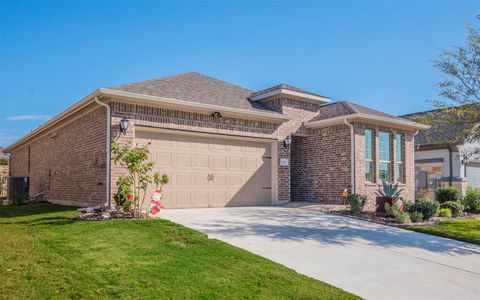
xmin=8 ymin=177 xmax=29 ymax=203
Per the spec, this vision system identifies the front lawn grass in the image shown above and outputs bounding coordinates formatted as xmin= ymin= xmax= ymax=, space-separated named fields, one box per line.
xmin=0 ymin=204 xmax=358 ymax=300
xmin=405 ymin=219 xmax=480 ymax=245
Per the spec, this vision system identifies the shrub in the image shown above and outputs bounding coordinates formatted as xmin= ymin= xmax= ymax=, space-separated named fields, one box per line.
xmin=113 ymin=176 xmax=133 ymax=212
xmin=385 ymin=202 xmax=402 ymax=216
xmin=463 ymin=188 xmax=480 ymax=212
xmin=407 ymin=198 xmax=440 ymax=220
xmin=438 ymin=208 xmax=452 ymax=218
xmin=410 ymin=211 xmax=424 ymax=222
xmin=435 ymin=187 xmax=462 ymax=203
xmin=376 ymin=181 xmax=403 ymax=198
xmin=403 ymin=200 xmax=415 ymax=212
xmin=440 ymin=201 xmax=463 ymax=217
xmin=0 ymin=157 xmax=8 ymax=165
xmin=348 ymin=194 xmax=367 ymax=214
xmin=395 ymin=212 xmax=410 ymax=224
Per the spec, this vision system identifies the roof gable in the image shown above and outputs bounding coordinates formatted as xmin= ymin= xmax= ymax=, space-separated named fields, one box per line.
xmin=309 ymin=101 xmax=407 ymax=122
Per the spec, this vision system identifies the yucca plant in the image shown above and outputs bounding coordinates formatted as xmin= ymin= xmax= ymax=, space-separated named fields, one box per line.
xmin=376 ymin=180 xmax=403 ymax=199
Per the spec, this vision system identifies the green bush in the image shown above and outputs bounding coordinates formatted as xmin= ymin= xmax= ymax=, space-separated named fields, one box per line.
xmin=410 ymin=211 xmax=424 ymax=223
xmin=113 ymin=176 xmax=133 ymax=212
xmin=440 ymin=201 xmax=463 ymax=217
xmin=438 ymin=208 xmax=452 ymax=218
xmin=407 ymin=198 xmax=440 ymax=220
xmin=0 ymin=157 xmax=8 ymax=165
xmin=463 ymin=188 xmax=480 ymax=212
xmin=384 ymin=202 xmax=402 ymax=216
xmin=435 ymin=187 xmax=462 ymax=203
xmin=395 ymin=212 xmax=410 ymax=224
xmin=348 ymin=194 xmax=367 ymax=214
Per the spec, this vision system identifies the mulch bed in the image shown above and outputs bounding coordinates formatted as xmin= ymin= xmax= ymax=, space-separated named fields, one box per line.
xmin=75 ymin=209 xmax=150 ymax=221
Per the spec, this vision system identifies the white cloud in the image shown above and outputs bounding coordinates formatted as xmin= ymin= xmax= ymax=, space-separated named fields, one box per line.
xmin=5 ymin=114 xmax=50 ymax=121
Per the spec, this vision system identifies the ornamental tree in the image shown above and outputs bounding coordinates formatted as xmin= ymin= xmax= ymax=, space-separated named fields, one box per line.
xmin=111 ymin=140 xmax=168 ymax=215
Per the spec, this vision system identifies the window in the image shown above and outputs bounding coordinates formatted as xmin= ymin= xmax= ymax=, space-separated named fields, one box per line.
xmin=365 ymin=129 xmax=374 ymax=182
xmin=378 ymin=131 xmax=391 ymax=182
xmin=395 ymin=134 xmax=404 ymax=182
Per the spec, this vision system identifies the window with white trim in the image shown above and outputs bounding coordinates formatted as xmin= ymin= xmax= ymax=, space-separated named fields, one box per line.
xmin=379 ymin=131 xmax=391 ymax=182
xmin=365 ymin=129 xmax=374 ymax=182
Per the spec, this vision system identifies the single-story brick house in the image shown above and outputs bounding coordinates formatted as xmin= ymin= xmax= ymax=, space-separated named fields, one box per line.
xmin=4 ymin=72 xmax=428 ymax=210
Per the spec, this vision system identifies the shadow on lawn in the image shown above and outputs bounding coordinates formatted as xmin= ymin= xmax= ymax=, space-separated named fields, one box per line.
xmin=187 ymin=207 xmax=480 ymax=256
xmin=0 ymin=216 xmax=77 ymax=226
xmin=0 ymin=203 xmax=78 ymax=219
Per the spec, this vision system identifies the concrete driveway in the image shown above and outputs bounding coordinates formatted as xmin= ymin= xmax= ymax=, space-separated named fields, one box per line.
xmin=163 ymin=206 xmax=480 ymax=300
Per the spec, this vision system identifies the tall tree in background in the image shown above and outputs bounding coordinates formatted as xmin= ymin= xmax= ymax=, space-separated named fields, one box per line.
xmin=413 ymin=16 xmax=479 ymax=156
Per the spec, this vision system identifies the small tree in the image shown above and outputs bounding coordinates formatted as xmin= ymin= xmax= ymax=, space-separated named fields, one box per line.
xmin=111 ymin=140 xmax=168 ymax=216
xmin=412 ymin=16 xmax=480 ymax=157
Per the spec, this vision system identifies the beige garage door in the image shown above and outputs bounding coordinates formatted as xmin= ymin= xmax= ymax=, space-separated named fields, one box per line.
xmin=136 ymin=130 xmax=272 ymax=208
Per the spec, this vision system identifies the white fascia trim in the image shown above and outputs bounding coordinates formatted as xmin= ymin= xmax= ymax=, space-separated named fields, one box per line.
xmin=304 ymin=113 xmax=430 ymax=130
xmin=250 ymin=88 xmax=331 ymax=104
xmin=4 ymin=89 xmax=101 ymax=152
xmin=100 ymin=88 xmax=290 ymax=122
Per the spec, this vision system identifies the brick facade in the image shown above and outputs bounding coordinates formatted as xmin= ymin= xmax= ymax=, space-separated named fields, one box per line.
xmin=9 ymin=104 xmax=107 ymax=206
xmin=8 ymin=95 xmax=418 ymax=211
xmin=291 ymin=124 xmax=352 ymax=203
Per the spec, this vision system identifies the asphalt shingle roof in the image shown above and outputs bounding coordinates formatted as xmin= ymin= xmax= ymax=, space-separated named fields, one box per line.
xmin=308 ymin=101 xmax=408 ymax=123
xmin=110 ymin=72 xmax=274 ymax=113
xmin=401 ymin=108 xmax=476 ymax=146
xmin=250 ymin=83 xmax=329 ymax=99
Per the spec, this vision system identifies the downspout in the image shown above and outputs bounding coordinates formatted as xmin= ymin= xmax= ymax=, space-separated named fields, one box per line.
xmin=344 ymin=119 xmax=355 ymax=194
xmin=447 ymin=144 xmax=453 ymax=187
xmin=94 ymin=96 xmax=111 ymax=209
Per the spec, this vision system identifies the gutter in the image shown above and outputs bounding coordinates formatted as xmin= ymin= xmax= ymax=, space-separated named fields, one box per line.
xmin=94 ymin=96 xmax=111 ymax=209
xmin=344 ymin=118 xmax=356 ymax=194
xmin=305 ymin=113 xmax=430 ymax=131
xmin=4 ymin=89 xmax=290 ymax=153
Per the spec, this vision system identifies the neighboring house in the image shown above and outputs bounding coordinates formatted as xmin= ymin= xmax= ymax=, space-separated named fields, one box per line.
xmin=4 ymin=72 xmax=427 ymax=209
xmin=403 ymin=108 xmax=480 ymax=199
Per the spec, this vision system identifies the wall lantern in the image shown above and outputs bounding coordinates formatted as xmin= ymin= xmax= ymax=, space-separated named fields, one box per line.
xmin=284 ymin=135 xmax=292 ymax=148
xmin=461 ymin=154 xmax=469 ymax=177
xmin=120 ymin=116 xmax=129 ymax=134
xmin=212 ymin=111 xmax=222 ymax=119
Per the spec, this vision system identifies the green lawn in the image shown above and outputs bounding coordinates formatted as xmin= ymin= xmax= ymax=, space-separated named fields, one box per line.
xmin=0 ymin=204 xmax=358 ymax=300
xmin=405 ymin=219 xmax=480 ymax=245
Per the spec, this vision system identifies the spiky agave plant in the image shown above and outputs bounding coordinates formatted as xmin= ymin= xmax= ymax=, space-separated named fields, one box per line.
xmin=376 ymin=180 xmax=404 ymax=198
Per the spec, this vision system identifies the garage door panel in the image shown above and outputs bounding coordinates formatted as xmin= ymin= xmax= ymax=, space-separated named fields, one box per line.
xmin=175 ymin=174 xmax=191 ymax=185
xmin=213 ymin=156 xmax=227 ymax=169
xmin=138 ymin=130 xmax=272 ymax=208
xmin=194 ymin=155 xmax=209 ymax=168
xmin=175 ymin=153 xmax=191 ymax=168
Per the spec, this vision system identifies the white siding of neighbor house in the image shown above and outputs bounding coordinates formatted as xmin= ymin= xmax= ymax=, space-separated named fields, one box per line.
xmin=414 ymin=149 xmax=463 ymax=178
xmin=467 ymin=164 xmax=480 ymax=188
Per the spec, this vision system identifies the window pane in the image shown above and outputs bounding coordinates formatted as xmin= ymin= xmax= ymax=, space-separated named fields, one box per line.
xmin=395 ymin=134 xmax=402 ymax=163
xmin=365 ymin=130 xmax=372 ymax=160
xmin=366 ymin=161 xmax=373 ymax=182
xmin=395 ymin=162 xmax=403 ymax=182
xmin=379 ymin=132 xmax=390 ymax=161
xmin=379 ymin=162 xmax=391 ymax=182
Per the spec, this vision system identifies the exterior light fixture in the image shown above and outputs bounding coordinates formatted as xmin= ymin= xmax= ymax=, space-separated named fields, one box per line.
xmin=120 ymin=116 xmax=129 ymax=134
xmin=284 ymin=135 xmax=292 ymax=148
xmin=212 ymin=111 xmax=222 ymax=119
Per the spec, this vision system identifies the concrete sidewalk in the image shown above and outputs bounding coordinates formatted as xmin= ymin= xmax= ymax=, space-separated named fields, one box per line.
xmin=162 ymin=206 xmax=480 ymax=300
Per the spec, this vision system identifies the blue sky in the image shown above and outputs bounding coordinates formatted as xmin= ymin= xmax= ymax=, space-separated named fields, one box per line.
xmin=0 ymin=0 xmax=478 ymax=147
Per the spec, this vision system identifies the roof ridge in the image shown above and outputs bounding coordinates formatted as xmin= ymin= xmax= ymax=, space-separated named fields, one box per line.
xmin=109 ymin=72 xmax=196 ymax=89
